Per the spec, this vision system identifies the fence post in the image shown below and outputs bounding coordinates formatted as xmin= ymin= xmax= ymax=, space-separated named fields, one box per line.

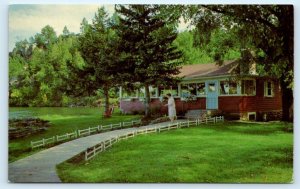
xmin=42 ymin=138 xmax=45 ymax=146
xmin=119 ymin=122 xmax=122 ymax=128
xmin=110 ymin=124 xmax=113 ymax=130
xmin=214 ymin=117 xmax=216 ymax=123
xmin=56 ymin=135 xmax=59 ymax=142
xmin=188 ymin=120 xmax=190 ymax=127
xmin=52 ymin=136 xmax=55 ymax=143
xmin=93 ymin=146 xmax=96 ymax=156
xmin=88 ymin=127 xmax=91 ymax=135
xmin=85 ymin=151 xmax=88 ymax=161
xmin=77 ymin=130 xmax=80 ymax=137
xmin=102 ymin=142 xmax=106 ymax=151
xmin=205 ymin=117 xmax=208 ymax=124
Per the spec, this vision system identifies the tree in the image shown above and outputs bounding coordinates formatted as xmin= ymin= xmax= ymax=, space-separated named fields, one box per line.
xmin=11 ymin=39 xmax=34 ymax=60
xmin=78 ymin=7 xmax=120 ymax=114
xmin=185 ymin=5 xmax=294 ymax=121
xmin=173 ymin=30 xmax=240 ymax=65
xmin=33 ymin=25 xmax=58 ymax=49
xmin=115 ymin=5 xmax=183 ymax=117
xmin=9 ymin=25 xmax=84 ymax=107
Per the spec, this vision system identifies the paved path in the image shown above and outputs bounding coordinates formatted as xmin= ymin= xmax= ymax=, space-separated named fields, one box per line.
xmin=9 ymin=120 xmax=185 ymax=183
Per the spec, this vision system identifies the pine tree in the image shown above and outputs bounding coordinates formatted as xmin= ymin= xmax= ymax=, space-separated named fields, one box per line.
xmin=116 ymin=5 xmax=183 ymax=117
xmin=78 ymin=7 xmax=120 ymax=115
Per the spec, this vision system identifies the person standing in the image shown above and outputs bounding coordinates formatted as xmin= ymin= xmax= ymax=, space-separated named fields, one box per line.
xmin=166 ymin=93 xmax=176 ymax=122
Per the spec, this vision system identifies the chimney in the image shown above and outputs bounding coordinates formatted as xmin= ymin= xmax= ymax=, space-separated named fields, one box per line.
xmin=240 ymin=48 xmax=257 ymax=75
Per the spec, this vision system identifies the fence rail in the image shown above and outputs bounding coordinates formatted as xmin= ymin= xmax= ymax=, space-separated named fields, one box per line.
xmin=31 ymin=136 xmax=56 ymax=149
xmin=56 ymin=131 xmax=77 ymax=142
xmin=83 ymin=115 xmax=225 ymax=161
xmin=30 ymin=119 xmax=141 ymax=149
xmin=31 ymin=116 xmax=224 ymax=149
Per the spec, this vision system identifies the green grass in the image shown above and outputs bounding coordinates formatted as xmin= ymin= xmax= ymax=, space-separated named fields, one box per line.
xmin=57 ymin=122 xmax=293 ymax=183
xmin=9 ymin=107 xmax=140 ymax=162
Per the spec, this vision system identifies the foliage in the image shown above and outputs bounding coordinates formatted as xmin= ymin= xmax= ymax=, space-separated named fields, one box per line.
xmin=9 ymin=25 xmax=85 ymax=107
xmin=76 ymin=7 xmax=120 ymax=113
xmin=57 ymin=122 xmax=293 ymax=183
xmin=183 ymin=5 xmax=293 ymax=121
xmin=115 ymin=5 xmax=183 ymax=117
xmin=173 ymin=31 xmax=212 ymax=64
xmin=173 ymin=30 xmax=240 ymax=65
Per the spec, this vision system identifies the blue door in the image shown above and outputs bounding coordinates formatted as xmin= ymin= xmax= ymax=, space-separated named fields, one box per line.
xmin=206 ymin=80 xmax=218 ymax=109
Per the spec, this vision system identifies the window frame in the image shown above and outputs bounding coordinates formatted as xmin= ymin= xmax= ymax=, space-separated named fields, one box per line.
xmin=180 ymin=82 xmax=206 ymax=98
xmin=264 ymin=80 xmax=274 ymax=97
xmin=219 ymin=80 xmax=239 ymax=96
xmin=241 ymin=79 xmax=256 ymax=96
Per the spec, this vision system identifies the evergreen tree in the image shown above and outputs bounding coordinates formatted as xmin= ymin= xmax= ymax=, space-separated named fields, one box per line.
xmin=78 ymin=7 xmax=120 ymax=114
xmin=115 ymin=5 xmax=183 ymax=117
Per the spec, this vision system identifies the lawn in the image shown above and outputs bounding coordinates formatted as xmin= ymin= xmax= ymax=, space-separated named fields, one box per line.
xmin=57 ymin=122 xmax=293 ymax=183
xmin=9 ymin=107 xmax=140 ymax=162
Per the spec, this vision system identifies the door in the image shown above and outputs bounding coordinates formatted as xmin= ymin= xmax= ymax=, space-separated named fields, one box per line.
xmin=206 ymin=80 xmax=218 ymax=109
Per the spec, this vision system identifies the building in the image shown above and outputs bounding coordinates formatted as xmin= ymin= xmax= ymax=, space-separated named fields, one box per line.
xmin=119 ymin=60 xmax=282 ymax=121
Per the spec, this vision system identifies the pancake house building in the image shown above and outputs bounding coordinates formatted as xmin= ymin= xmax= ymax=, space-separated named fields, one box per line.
xmin=119 ymin=60 xmax=282 ymax=121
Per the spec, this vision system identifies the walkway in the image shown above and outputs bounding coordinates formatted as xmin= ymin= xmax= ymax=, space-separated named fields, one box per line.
xmin=9 ymin=120 xmax=185 ymax=183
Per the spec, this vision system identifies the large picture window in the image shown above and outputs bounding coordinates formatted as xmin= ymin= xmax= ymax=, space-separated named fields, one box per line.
xmin=159 ymin=86 xmax=178 ymax=97
xmin=181 ymin=83 xmax=205 ymax=97
xmin=241 ymin=80 xmax=256 ymax=95
xmin=219 ymin=81 xmax=237 ymax=95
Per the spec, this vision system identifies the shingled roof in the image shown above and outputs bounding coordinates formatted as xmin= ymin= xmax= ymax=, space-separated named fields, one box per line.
xmin=178 ymin=60 xmax=238 ymax=79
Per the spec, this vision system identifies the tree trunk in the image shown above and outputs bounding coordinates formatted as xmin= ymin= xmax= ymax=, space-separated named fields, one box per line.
xmin=104 ymin=85 xmax=110 ymax=115
xmin=280 ymin=78 xmax=293 ymax=122
xmin=144 ymin=84 xmax=151 ymax=118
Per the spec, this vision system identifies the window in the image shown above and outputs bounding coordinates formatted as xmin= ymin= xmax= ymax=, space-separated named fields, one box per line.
xmin=159 ymin=86 xmax=178 ymax=97
xmin=181 ymin=84 xmax=195 ymax=97
xmin=196 ymin=83 xmax=206 ymax=96
xmin=181 ymin=83 xmax=205 ymax=97
xmin=241 ymin=80 xmax=256 ymax=95
xmin=149 ymin=86 xmax=158 ymax=98
xmin=122 ymin=91 xmax=136 ymax=98
xmin=264 ymin=81 xmax=274 ymax=97
xmin=208 ymin=83 xmax=216 ymax=92
xmin=248 ymin=112 xmax=256 ymax=121
xmin=220 ymin=81 xmax=237 ymax=95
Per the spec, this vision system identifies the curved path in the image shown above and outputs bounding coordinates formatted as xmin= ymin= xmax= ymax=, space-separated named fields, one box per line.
xmin=9 ymin=120 xmax=185 ymax=183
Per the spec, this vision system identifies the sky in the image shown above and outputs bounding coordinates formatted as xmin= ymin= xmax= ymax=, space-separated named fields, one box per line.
xmin=8 ymin=4 xmax=191 ymax=52
xmin=9 ymin=4 xmax=113 ymax=51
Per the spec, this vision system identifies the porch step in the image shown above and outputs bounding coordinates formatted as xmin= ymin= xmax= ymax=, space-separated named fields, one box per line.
xmin=185 ymin=109 xmax=207 ymax=120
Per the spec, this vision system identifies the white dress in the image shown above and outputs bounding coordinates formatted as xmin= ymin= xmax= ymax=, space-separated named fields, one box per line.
xmin=168 ymin=97 xmax=176 ymax=119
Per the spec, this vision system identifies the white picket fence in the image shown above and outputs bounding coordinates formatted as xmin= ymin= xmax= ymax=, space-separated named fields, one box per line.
xmin=31 ymin=116 xmax=224 ymax=150
xmin=30 ymin=119 xmax=142 ymax=149
xmin=84 ymin=116 xmax=225 ymax=161
xmin=56 ymin=131 xmax=77 ymax=142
